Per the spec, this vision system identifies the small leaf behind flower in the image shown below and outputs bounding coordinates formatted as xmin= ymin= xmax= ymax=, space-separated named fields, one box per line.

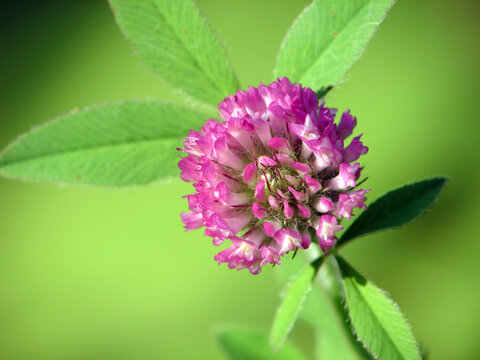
xmin=315 ymin=85 xmax=333 ymax=99
xmin=338 ymin=178 xmax=447 ymax=246
xmin=337 ymin=256 xmax=421 ymax=360
xmin=274 ymin=0 xmax=395 ymax=91
xmin=270 ymin=256 xmax=325 ymax=352
xmin=216 ymin=327 xmax=309 ymax=360
xmin=110 ymin=0 xmax=240 ymax=107
xmin=0 ymin=101 xmax=208 ymax=186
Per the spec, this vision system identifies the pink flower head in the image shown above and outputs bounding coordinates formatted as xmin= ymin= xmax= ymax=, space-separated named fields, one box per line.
xmin=179 ymin=78 xmax=369 ymax=274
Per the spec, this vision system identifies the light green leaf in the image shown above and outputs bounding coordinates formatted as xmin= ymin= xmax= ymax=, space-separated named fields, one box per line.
xmin=0 ymin=101 xmax=208 ymax=186
xmin=338 ymin=178 xmax=447 ymax=246
xmin=309 ymin=283 xmax=371 ymax=360
xmin=216 ymin=327 xmax=308 ymax=360
xmin=274 ymin=0 xmax=395 ymax=90
xmin=270 ymin=256 xmax=325 ymax=352
xmin=337 ymin=256 xmax=421 ymax=360
xmin=110 ymin=0 xmax=240 ymax=107
xmin=277 ymin=253 xmax=371 ymax=360
xmin=313 ymin=257 xmax=373 ymax=360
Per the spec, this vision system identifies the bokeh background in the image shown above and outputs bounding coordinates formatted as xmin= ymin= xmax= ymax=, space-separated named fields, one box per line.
xmin=1 ymin=0 xmax=479 ymax=359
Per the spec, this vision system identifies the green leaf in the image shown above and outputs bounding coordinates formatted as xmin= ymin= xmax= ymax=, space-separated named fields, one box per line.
xmin=337 ymin=256 xmax=421 ymax=360
xmin=274 ymin=0 xmax=394 ymax=91
xmin=309 ymin=282 xmax=372 ymax=360
xmin=338 ymin=178 xmax=447 ymax=246
xmin=315 ymin=85 xmax=333 ymax=99
xmin=0 ymin=101 xmax=207 ymax=186
xmin=313 ymin=258 xmax=373 ymax=360
xmin=110 ymin=0 xmax=240 ymax=107
xmin=216 ymin=327 xmax=308 ymax=360
xmin=270 ymin=256 xmax=325 ymax=352
xmin=277 ymin=253 xmax=372 ymax=360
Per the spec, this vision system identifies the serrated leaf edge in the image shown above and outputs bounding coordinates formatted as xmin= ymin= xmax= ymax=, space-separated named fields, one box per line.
xmin=336 ymin=256 xmax=422 ymax=360
xmin=269 ymin=256 xmax=325 ymax=352
xmin=0 ymin=99 xmax=210 ymax=188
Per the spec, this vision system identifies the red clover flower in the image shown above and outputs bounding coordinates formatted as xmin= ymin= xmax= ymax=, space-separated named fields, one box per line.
xmin=179 ymin=78 xmax=369 ymax=274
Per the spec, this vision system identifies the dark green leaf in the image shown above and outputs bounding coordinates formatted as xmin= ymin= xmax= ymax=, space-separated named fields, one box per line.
xmin=270 ymin=256 xmax=324 ymax=352
xmin=337 ymin=256 xmax=421 ymax=360
xmin=315 ymin=85 xmax=333 ymax=99
xmin=216 ymin=327 xmax=308 ymax=360
xmin=110 ymin=0 xmax=240 ymax=107
xmin=338 ymin=178 xmax=447 ymax=246
xmin=274 ymin=0 xmax=394 ymax=89
xmin=0 ymin=101 xmax=207 ymax=186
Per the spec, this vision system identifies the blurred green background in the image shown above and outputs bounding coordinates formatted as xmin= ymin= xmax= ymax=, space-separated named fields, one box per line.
xmin=1 ymin=0 xmax=479 ymax=359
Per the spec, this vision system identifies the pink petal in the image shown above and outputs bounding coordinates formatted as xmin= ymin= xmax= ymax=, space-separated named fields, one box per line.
xmin=275 ymin=153 xmax=292 ymax=166
xmin=268 ymin=137 xmax=291 ymax=152
xmin=254 ymin=180 xmax=266 ymax=202
xmin=344 ymin=135 xmax=368 ymax=163
xmin=297 ymin=204 xmax=311 ymax=218
xmin=252 ymin=202 xmax=268 ymax=219
xmin=304 ymin=176 xmax=321 ymax=192
xmin=313 ymin=197 xmax=334 ymax=213
xmin=258 ymin=155 xmax=277 ymax=167
xmin=263 ymin=221 xmax=282 ymax=237
xmin=283 ymin=200 xmax=294 ymax=218
xmin=337 ymin=110 xmax=357 ymax=140
xmin=213 ymin=137 xmax=245 ymax=171
xmin=268 ymin=195 xmax=280 ymax=210
xmin=329 ymin=163 xmax=360 ymax=190
xmin=288 ymin=186 xmax=306 ymax=202
xmin=242 ymin=162 xmax=257 ymax=184
xmin=291 ymin=161 xmax=311 ymax=175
